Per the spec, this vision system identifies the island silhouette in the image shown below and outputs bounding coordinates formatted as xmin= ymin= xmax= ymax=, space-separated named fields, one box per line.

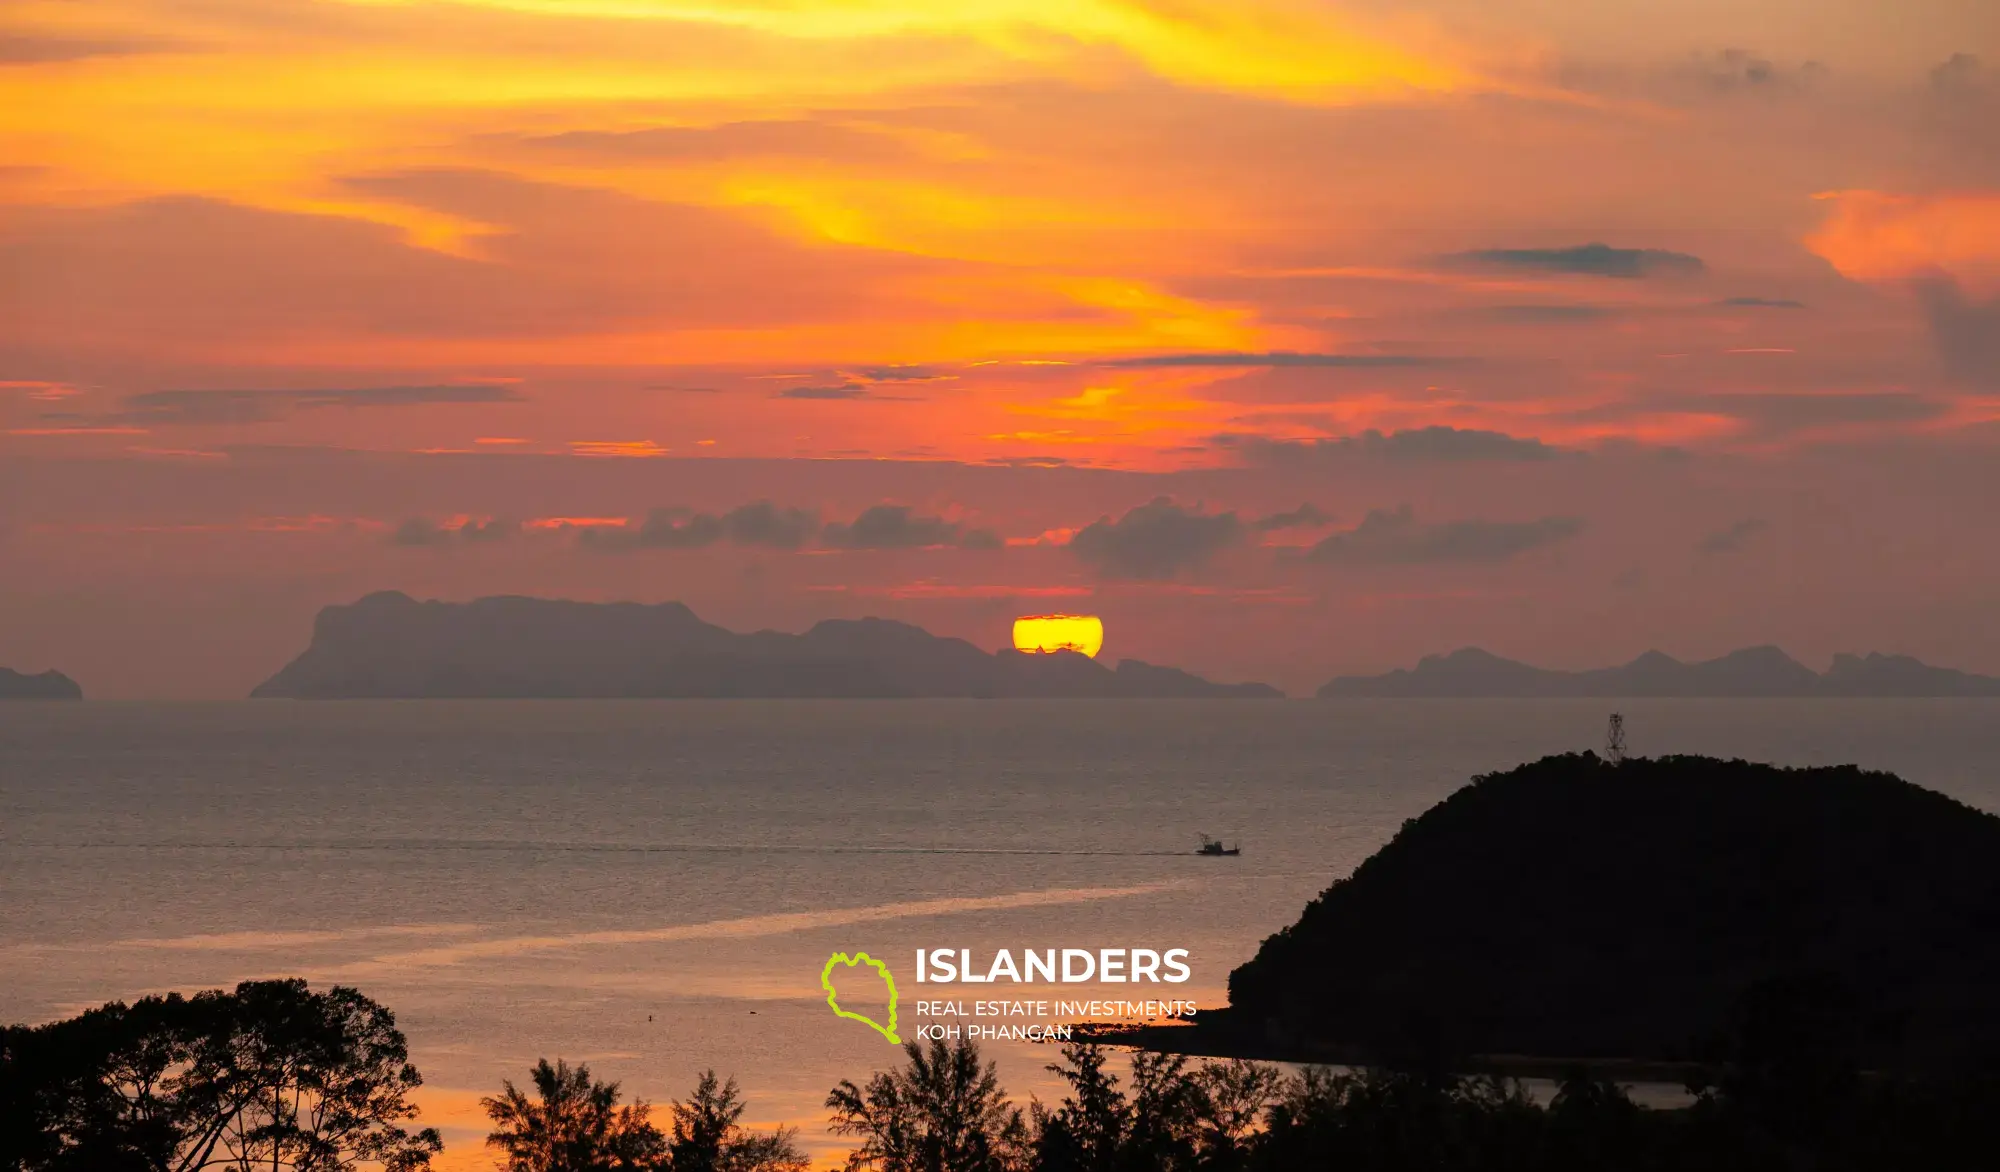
xmin=1321 ymin=646 xmax=2000 ymax=697
xmin=250 ymin=591 xmax=1281 ymax=699
xmin=0 ymin=668 xmax=81 ymax=701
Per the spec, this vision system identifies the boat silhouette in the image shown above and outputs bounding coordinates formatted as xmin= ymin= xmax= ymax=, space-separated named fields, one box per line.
xmin=1196 ymin=835 xmax=1241 ymax=857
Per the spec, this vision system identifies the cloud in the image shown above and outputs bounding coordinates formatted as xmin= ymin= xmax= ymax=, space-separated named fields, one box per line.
xmin=1931 ymin=53 xmax=1988 ymax=97
xmin=460 ymin=517 xmax=516 ymax=542
xmin=518 ymin=119 xmax=917 ymax=165
xmin=1442 ymin=243 xmax=1706 ymax=279
xmin=1252 ymin=504 xmax=1333 ymax=532
xmin=1104 ymin=352 xmax=1444 ymax=369
xmin=1306 ymin=506 xmax=1583 ymax=566
xmin=775 ymin=384 xmax=871 ymax=400
xmin=1633 ymin=390 xmax=1951 ymax=435
xmin=822 ymin=504 xmax=990 ymax=550
xmin=1720 ymin=297 xmax=1806 ymax=309
xmin=0 ymin=35 xmax=174 ymax=64
xmin=1914 ymin=278 xmax=2000 ymax=387
xmin=721 ymin=500 xmax=821 ymax=549
xmin=985 ymin=455 xmax=1070 ymax=468
xmin=845 ymin=365 xmax=953 ymax=382
xmin=1698 ymin=518 xmax=1768 ymax=554
xmin=389 ymin=518 xmax=453 ymax=547
xmin=1068 ymin=498 xmax=1241 ymax=579
xmin=585 ymin=500 xmax=821 ymax=551
xmin=389 ymin=516 xmax=518 ymax=547
xmin=1805 ymin=191 xmax=2000 ymax=285
xmin=1687 ymin=49 xmax=1825 ymax=94
xmin=1466 ymin=304 xmax=1614 ymax=323
xmin=109 ymin=385 xmax=521 ymax=426
xmin=1214 ymin=426 xmax=1567 ymax=464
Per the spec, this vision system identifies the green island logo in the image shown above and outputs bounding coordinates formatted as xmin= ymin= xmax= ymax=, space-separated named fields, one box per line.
xmin=821 ymin=951 xmax=900 ymax=1044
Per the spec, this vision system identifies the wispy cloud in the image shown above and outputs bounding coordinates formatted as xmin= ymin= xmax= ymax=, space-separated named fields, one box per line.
xmin=1441 ymin=243 xmax=1706 ymax=279
xmin=1105 ymin=352 xmax=1447 ymax=369
xmin=1306 ymin=506 xmax=1583 ymax=566
xmin=106 ymin=385 xmax=522 ymax=426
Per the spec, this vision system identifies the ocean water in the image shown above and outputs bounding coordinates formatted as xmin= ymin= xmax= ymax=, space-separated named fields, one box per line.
xmin=4 ymin=699 xmax=1998 ymax=1168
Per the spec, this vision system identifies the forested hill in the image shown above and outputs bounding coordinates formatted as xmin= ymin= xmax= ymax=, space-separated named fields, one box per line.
xmin=1226 ymin=753 xmax=2000 ymax=1070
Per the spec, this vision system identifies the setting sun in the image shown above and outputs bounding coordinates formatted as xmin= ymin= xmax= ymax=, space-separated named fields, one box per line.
xmin=1013 ymin=614 xmax=1105 ymax=658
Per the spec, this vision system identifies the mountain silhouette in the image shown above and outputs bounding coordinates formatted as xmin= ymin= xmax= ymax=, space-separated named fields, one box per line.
xmin=0 ymin=668 xmax=82 ymax=700
xmin=251 ymin=592 xmax=1281 ymax=699
xmin=1320 ymin=646 xmax=2000 ymax=697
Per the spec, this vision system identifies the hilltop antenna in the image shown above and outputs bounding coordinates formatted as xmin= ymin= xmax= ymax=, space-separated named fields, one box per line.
xmin=1605 ymin=713 xmax=1627 ymax=766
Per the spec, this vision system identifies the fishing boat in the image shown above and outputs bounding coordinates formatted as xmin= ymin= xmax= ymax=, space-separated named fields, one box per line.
xmin=1196 ymin=835 xmax=1240 ymax=857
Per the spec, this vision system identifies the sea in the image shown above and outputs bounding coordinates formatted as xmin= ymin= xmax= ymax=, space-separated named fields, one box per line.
xmin=4 ymin=699 xmax=1998 ymax=1168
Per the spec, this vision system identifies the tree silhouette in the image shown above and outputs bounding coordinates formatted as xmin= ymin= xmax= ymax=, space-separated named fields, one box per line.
xmin=666 ymin=1070 xmax=807 ymax=1172
xmin=826 ymin=1038 xmax=1027 ymax=1172
xmin=482 ymin=1059 xmax=665 ymax=1172
xmin=0 ymin=979 xmax=440 ymax=1172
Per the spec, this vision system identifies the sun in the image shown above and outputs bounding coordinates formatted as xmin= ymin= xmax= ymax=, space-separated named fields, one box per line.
xmin=1013 ymin=614 xmax=1105 ymax=658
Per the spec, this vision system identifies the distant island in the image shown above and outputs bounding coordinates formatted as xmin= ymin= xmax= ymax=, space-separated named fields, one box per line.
xmin=1320 ymin=646 xmax=2000 ymax=697
xmin=251 ymin=592 xmax=1282 ymax=699
xmin=1110 ymin=753 xmax=2000 ymax=1073
xmin=0 ymin=667 xmax=82 ymax=700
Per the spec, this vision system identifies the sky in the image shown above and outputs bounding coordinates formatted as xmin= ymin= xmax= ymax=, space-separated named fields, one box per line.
xmin=3 ymin=0 xmax=1999 ymax=698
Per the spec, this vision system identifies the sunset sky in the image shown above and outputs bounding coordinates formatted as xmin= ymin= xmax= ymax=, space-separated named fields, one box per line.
xmin=4 ymin=0 xmax=1999 ymax=697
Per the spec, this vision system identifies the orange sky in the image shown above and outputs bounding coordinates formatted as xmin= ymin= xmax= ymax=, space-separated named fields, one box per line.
xmin=3 ymin=0 xmax=1999 ymax=695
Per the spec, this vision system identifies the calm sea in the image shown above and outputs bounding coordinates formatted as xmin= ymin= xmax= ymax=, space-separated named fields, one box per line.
xmin=5 ymin=699 xmax=1998 ymax=1167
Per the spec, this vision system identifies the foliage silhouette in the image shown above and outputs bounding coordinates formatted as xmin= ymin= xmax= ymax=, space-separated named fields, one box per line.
xmin=0 ymin=979 xmax=439 ymax=1172
xmin=483 ymin=1059 xmax=667 ymax=1172
xmin=826 ymin=1038 xmax=1028 ymax=1172
xmin=481 ymin=1060 xmax=804 ymax=1172
xmin=666 ymin=1071 xmax=808 ymax=1172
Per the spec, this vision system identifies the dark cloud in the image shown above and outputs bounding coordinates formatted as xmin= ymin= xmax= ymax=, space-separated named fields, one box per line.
xmin=108 ymin=384 xmax=521 ymax=426
xmin=1442 ymin=243 xmax=1706 ymax=279
xmin=1214 ymin=426 xmax=1568 ymax=464
xmin=1252 ymin=504 xmax=1333 ymax=532
xmin=985 ymin=455 xmax=1070 ymax=468
xmin=1720 ymin=297 xmax=1807 ymax=309
xmin=1306 ymin=506 xmax=1583 ymax=566
xmin=388 ymin=518 xmax=454 ymax=548
xmin=1914 ymin=278 xmax=2000 ymax=387
xmin=0 ymin=35 xmax=174 ymax=64
xmin=1466 ymin=304 xmax=1614 ymax=323
xmin=459 ymin=517 xmax=517 ymax=542
xmin=775 ymin=384 xmax=870 ymax=400
xmin=845 ymin=365 xmax=952 ymax=381
xmin=1068 ymin=498 xmax=1241 ymax=579
xmin=1698 ymin=518 xmax=1768 ymax=554
xmin=585 ymin=500 xmax=820 ymax=551
xmin=1931 ymin=53 xmax=1988 ymax=97
xmin=1105 ymin=352 xmax=1445 ymax=369
xmin=1688 ymin=49 xmax=1826 ymax=93
xmin=822 ymin=504 xmax=985 ymax=549
xmin=719 ymin=500 xmax=820 ymax=549
xmin=387 ymin=516 xmax=516 ymax=547
xmin=584 ymin=509 xmax=721 ymax=550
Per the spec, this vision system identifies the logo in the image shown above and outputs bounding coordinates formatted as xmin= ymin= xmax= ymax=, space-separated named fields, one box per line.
xmin=821 ymin=951 xmax=901 ymax=1044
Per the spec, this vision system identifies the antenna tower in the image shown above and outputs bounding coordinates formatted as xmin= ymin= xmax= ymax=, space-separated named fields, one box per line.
xmin=1605 ymin=713 xmax=1627 ymax=765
